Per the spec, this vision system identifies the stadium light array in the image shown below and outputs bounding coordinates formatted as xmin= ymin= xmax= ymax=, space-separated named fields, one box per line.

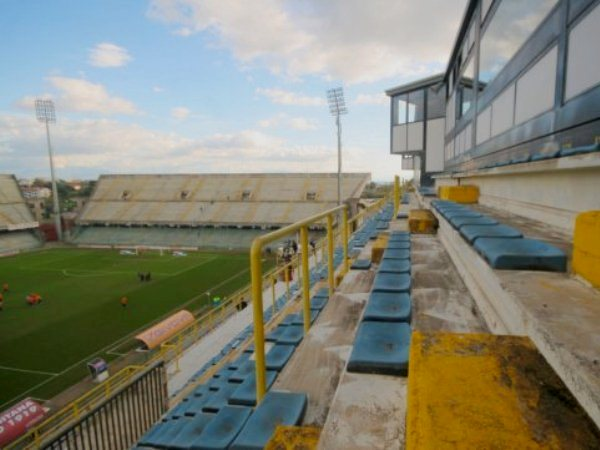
xmin=326 ymin=87 xmax=347 ymax=206
xmin=35 ymin=99 xmax=63 ymax=241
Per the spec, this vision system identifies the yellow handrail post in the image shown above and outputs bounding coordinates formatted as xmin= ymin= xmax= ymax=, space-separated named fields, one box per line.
xmin=284 ymin=262 xmax=290 ymax=301
xmin=300 ymin=226 xmax=311 ymax=333
xmin=250 ymin=239 xmax=267 ymax=404
xmin=271 ymin=276 xmax=277 ymax=312
xmin=327 ymin=214 xmax=335 ymax=295
xmin=394 ymin=175 xmax=400 ymax=215
xmin=342 ymin=207 xmax=349 ymax=274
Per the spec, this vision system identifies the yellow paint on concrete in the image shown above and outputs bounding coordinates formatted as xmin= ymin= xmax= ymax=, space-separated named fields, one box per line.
xmin=371 ymin=235 xmax=389 ymax=263
xmin=573 ymin=210 xmax=600 ymax=288
xmin=407 ymin=331 xmax=600 ymax=449
xmin=265 ymin=425 xmax=321 ymax=449
xmin=408 ymin=209 xmax=437 ymax=234
xmin=438 ymin=185 xmax=479 ymax=203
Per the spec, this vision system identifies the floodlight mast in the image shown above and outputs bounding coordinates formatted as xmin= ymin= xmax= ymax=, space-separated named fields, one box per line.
xmin=35 ymin=99 xmax=63 ymax=241
xmin=326 ymin=87 xmax=347 ymax=206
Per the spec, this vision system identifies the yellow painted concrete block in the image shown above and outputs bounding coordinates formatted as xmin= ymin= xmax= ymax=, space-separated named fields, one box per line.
xmin=265 ymin=425 xmax=321 ymax=449
xmin=438 ymin=185 xmax=479 ymax=203
xmin=406 ymin=331 xmax=600 ymax=449
xmin=408 ymin=209 xmax=438 ymax=234
xmin=371 ymin=235 xmax=389 ymax=263
xmin=573 ymin=210 xmax=600 ymax=287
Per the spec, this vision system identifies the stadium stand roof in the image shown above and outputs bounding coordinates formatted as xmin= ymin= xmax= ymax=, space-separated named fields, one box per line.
xmin=77 ymin=173 xmax=370 ymax=227
xmin=0 ymin=174 xmax=38 ymax=231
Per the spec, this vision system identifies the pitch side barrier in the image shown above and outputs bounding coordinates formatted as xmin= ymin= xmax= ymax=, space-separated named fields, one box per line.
xmin=6 ymin=184 xmax=397 ymax=449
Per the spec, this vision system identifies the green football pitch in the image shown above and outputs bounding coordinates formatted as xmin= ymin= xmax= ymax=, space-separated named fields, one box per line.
xmin=0 ymin=248 xmax=263 ymax=409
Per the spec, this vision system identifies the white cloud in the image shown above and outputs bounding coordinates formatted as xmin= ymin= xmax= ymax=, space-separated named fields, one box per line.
xmin=354 ymin=93 xmax=388 ymax=106
xmin=147 ymin=0 xmax=467 ymax=83
xmin=17 ymin=77 xmax=138 ymax=116
xmin=153 ymin=86 xmax=164 ymax=93
xmin=89 ymin=43 xmax=132 ymax=68
xmin=256 ymin=88 xmax=324 ymax=106
xmin=258 ymin=113 xmax=318 ymax=131
xmin=171 ymin=106 xmax=190 ymax=120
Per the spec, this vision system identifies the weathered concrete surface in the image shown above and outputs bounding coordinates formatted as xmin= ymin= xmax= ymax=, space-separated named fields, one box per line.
xmin=407 ymin=332 xmax=600 ymax=449
xmin=318 ymin=372 xmax=407 ymax=450
xmin=411 ymin=235 xmax=488 ymax=333
xmin=272 ymin=288 xmax=369 ymax=426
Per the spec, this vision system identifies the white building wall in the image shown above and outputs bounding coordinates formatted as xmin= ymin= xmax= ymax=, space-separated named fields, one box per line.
xmin=426 ymin=118 xmax=445 ymax=172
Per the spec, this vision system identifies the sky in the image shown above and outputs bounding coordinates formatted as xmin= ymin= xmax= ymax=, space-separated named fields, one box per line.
xmin=0 ymin=0 xmax=467 ymax=182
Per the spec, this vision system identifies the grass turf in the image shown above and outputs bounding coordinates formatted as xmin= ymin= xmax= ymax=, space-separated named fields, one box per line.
xmin=0 ymin=248 xmax=264 ymax=409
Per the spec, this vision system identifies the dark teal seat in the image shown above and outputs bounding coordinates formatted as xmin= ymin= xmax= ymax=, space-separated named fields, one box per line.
xmin=168 ymin=399 xmax=192 ymax=419
xmin=183 ymin=393 xmax=212 ymax=416
xmin=313 ymin=287 xmax=329 ymax=298
xmin=372 ymin=272 xmax=411 ymax=293
xmin=228 ymin=371 xmax=278 ymax=406
xmin=310 ymin=295 xmax=328 ymax=310
xmin=382 ymin=248 xmax=410 ymax=260
xmin=229 ymin=361 xmax=256 ymax=383
xmin=443 ymin=210 xmax=482 ymax=219
xmin=376 ymin=221 xmax=390 ymax=230
xmin=448 ymin=216 xmax=498 ymax=229
xmin=559 ymin=143 xmax=600 ymax=157
xmin=139 ymin=417 xmax=194 ymax=447
xmin=474 ymin=238 xmax=567 ymax=272
xmin=169 ymin=413 xmax=215 ymax=450
xmin=266 ymin=325 xmax=287 ymax=342
xmin=280 ymin=314 xmax=296 ymax=326
xmin=291 ymin=310 xmax=319 ymax=326
xmin=190 ymin=405 xmax=252 ymax=450
xmin=276 ymin=325 xmax=304 ymax=345
xmin=229 ymin=391 xmax=308 ymax=450
xmin=351 ymin=259 xmax=372 ymax=270
xmin=379 ymin=258 xmax=410 ymax=274
xmin=266 ymin=344 xmax=295 ymax=371
xmin=347 ymin=321 xmax=411 ymax=376
xmin=228 ymin=352 xmax=251 ymax=370
xmin=389 ymin=231 xmax=410 ymax=242
xmin=460 ymin=224 xmax=523 ymax=244
xmin=363 ymin=292 xmax=411 ymax=322
xmin=202 ymin=382 xmax=238 ymax=413
xmin=387 ymin=241 xmax=410 ymax=250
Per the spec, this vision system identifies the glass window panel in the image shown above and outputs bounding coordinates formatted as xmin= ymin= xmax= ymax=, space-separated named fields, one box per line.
xmin=393 ymin=94 xmax=408 ymax=125
xmin=460 ymin=57 xmax=476 ymax=116
xmin=407 ymin=90 xmax=425 ymax=123
xmin=427 ymin=86 xmax=445 ymax=119
xmin=479 ymin=0 xmax=558 ymax=88
xmin=481 ymin=0 xmax=494 ymax=23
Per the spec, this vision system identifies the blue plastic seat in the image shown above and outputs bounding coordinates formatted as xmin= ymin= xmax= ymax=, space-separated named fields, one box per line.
xmin=228 ymin=371 xmax=278 ymax=406
xmin=363 ymin=292 xmax=411 ymax=322
xmin=168 ymin=399 xmax=192 ymax=419
xmin=351 ymin=259 xmax=372 ymax=270
xmin=382 ymin=248 xmax=410 ymax=260
xmin=376 ymin=221 xmax=390 ymax=230
xmin=229 ymin=361 xmax=256 ymax=383
xmin=559 ymin=143 xmax=600 ymax=157
xmin=266 ymin=325 xmax=287 ymax=342
xmin=378 ymin=258 xmax=410 ymax=274
xmin=389 ymin=232 xmax=410 ymax=242
xmin=139 ymin=417 xmax=195 ymax=447
xmin=372 ymin=272 xmax=411 ymax=293
xmin=230 ymin=391 xmax=308 ymax=450
xmin=387 ymin=241 xmax=410 ymax=250
xmin=459 ymin=224 xmax=523 ymax=244
xmin=202 ymin=382 xmax=239 ymax=413
xmin=531 ymin=148 xmax=560 ymax=161
xmin=347 ymin=322 xmax=411 ymax=376
xmin=169 ymin=413 xmax=215 ymax=450
xmin=448 ymin=216 xmax=498 ymax=229
xmin=443 ymin=210 xmax=482 ymax=219
xmin=190 ymin=405 xmax=252 ymax=450
xmin=313 ymin=287 xmax=329 ymax=298
xmin=310 ymin=295 xmax=327 ymax=310
xmin=280 ymin=313 xmax=296 ymax=326
xmin=183 ymin=393 xmax=212 ymax=416
xmin=276 ymin=325 xmax=304 ymax=345
xmin=291 ymin=310 xmax=319 ymax=326
xmin=474 ymin=238 xmax=567 ymax=272
xmin=266 ymin=344 xmax=295 ymax=371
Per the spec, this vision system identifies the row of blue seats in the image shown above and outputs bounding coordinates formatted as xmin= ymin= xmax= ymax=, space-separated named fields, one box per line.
xmin=479 ymin=142 xmax=600 ymax=170
xmin=431 ymin=200 xmax=567 ymax=272
xmin=138 ymin=288 xmax=331 ymax=450
xmin=350 ymin=203 xmax=395 ymax=249
xmin=347 ymin=231 xmax=412 ymax=376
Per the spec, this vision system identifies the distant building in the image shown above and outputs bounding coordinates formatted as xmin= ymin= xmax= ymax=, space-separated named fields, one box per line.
xmin=21 ymin=187 xmax=51 ymax=199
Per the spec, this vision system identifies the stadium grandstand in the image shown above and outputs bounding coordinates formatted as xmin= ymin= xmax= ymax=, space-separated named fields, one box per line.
xmin=72 ymin=173 xmax=370 ymax=249
xmin=0 ymin=174 xmax=40 ymax=255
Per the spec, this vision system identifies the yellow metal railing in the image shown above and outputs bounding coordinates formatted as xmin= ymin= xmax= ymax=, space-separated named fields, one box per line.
xmin=8 ymin=185 xmax=398 ymax=449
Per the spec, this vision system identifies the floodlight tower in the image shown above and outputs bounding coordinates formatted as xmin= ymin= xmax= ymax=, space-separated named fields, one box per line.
xmin=35 ymin=99 xmax=63 ymax=241
xmin=326 ymin=87 xmax=347 ymax=206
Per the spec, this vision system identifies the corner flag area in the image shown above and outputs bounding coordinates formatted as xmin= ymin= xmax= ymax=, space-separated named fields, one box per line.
xmin=0 ymin=248 xmax=261 ymax=409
